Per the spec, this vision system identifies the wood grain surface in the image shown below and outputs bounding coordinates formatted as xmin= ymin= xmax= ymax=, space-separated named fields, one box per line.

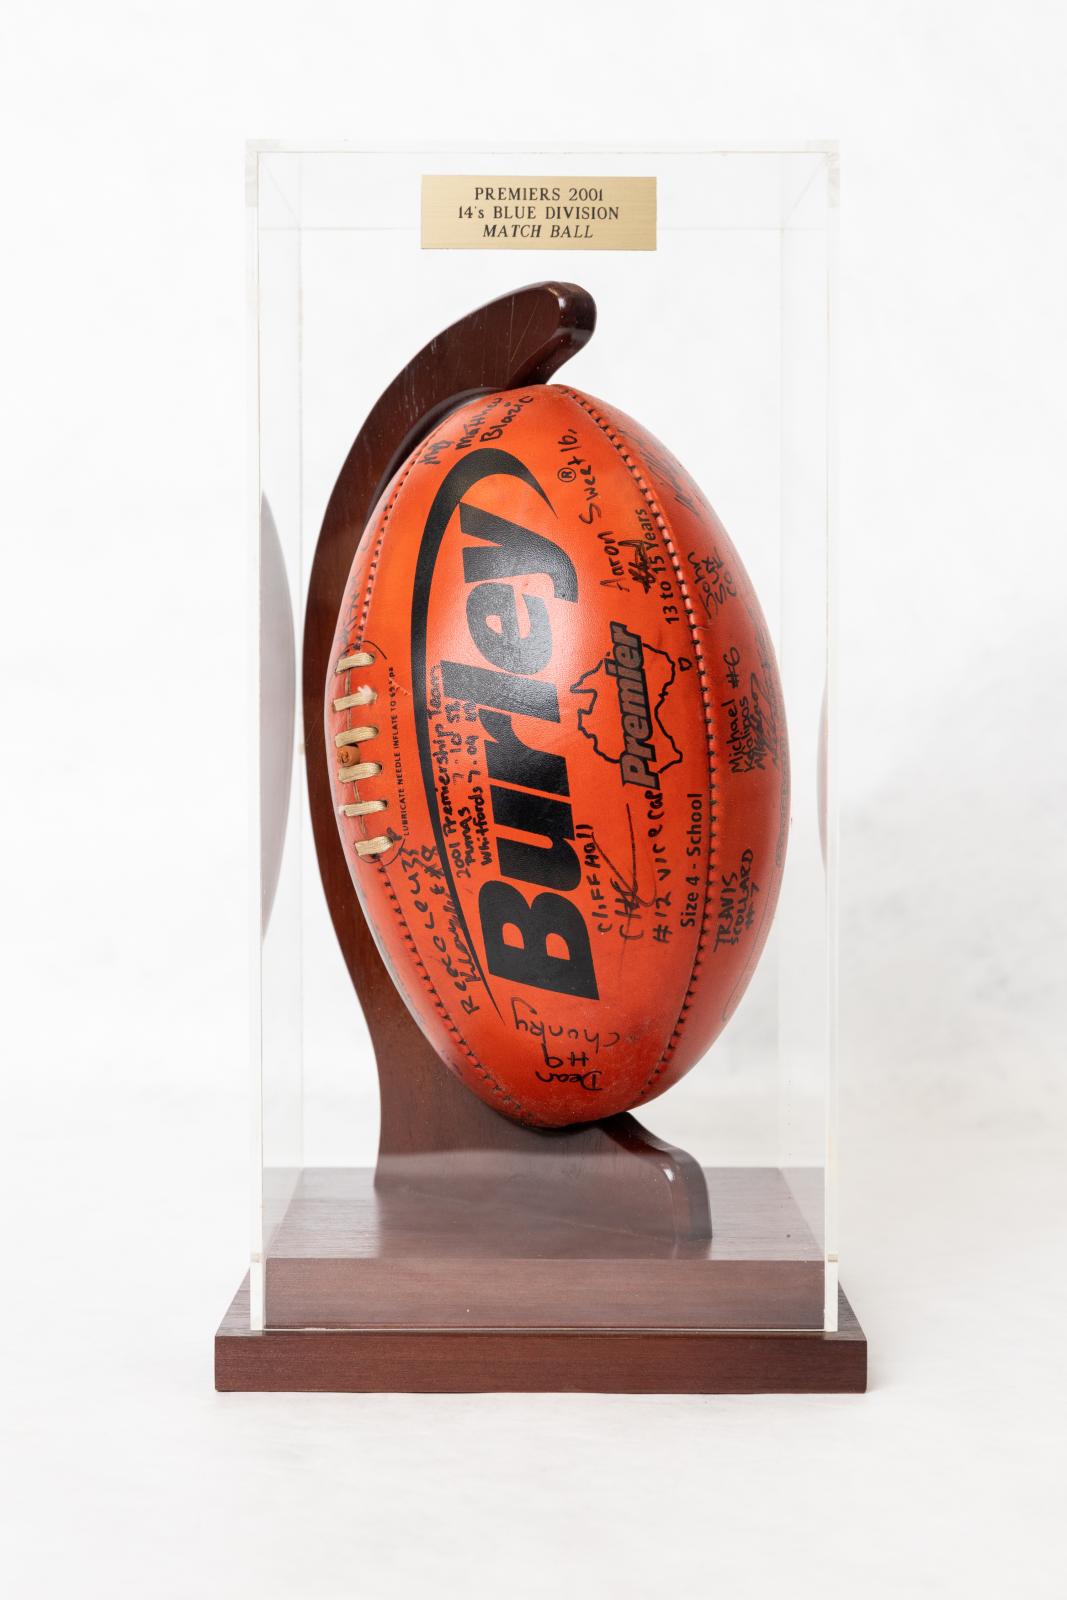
xmin=216 ymin=1279 xmax=866 ymax=1395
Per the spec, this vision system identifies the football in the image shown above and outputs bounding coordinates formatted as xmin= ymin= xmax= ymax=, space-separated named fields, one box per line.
xmin=327 ymin=384 xmax=789 ymax=1128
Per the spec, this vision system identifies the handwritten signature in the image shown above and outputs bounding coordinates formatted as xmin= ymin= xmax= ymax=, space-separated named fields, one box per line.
xmin=589 ymin=806 xmax=657 ymax=941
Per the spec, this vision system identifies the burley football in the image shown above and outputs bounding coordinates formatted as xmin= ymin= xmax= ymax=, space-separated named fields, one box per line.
xmin=327 ymin=382 xmax=789 ymax=1127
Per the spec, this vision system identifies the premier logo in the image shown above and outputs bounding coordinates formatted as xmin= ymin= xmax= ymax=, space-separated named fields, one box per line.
xmin=571 ymin=624 xmax=682 ymax=790
xmin=604 ymin=623 xmax=662 ymax=789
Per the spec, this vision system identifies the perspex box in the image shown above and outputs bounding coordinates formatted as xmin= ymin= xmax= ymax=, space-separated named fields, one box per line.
xmin=229 ymin=143 xmax=856 ymax=1392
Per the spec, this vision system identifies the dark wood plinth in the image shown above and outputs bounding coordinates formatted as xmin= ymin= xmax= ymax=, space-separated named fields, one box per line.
xmin=215 ymin=1283 xmax=865 ymax=1395
xmin=216 ymin=1168 xmax=866 ymax=1393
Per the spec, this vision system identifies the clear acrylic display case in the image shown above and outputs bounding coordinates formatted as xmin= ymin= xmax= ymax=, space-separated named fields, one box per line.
xmin=237 ymin=143 xmax=853 ymax=1388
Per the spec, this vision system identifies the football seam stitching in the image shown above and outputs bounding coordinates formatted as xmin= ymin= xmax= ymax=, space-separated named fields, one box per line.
xmin=336 ymin=455 xmax=421 ymax=836
xmin=356 ymin=460 xmax=414 ymax=642
xmin=557 ymin=387 xmax=717 ymax=1096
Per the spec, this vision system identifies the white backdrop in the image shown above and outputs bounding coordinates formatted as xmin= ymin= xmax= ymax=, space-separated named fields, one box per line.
xmin=1 ymin=3 xmax=1064 ymax=1597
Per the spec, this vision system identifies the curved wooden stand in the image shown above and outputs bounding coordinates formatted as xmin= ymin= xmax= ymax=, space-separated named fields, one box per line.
xmin=303 ymin=282 xmax=710 ymax=1245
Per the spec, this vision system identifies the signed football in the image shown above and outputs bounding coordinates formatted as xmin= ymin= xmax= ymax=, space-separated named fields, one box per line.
xmin=327 ymin=385 xmax=789 ymax=1127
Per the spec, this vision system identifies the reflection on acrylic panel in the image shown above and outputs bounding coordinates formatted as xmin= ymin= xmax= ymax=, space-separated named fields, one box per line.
xmin=259 ymin=494 xmax=295 ymax=931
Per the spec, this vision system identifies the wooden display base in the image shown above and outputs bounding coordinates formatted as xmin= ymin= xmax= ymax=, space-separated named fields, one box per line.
xmin=216 ymin=1168 xmax=866 ymax=1393
xmin=215 ymin=1282 xmax=865 ymax=1394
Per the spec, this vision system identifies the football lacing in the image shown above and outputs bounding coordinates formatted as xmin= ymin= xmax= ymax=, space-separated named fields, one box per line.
xmin=333 ymin=648 xmax=390 ymax=857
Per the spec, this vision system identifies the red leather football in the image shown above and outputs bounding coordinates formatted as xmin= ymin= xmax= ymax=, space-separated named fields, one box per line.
xmin=327 ymin=385 xmax=789 ymax=1127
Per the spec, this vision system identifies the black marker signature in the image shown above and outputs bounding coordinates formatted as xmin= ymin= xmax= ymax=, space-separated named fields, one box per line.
xmin=590 ymin=805 xmax=656 ymax=942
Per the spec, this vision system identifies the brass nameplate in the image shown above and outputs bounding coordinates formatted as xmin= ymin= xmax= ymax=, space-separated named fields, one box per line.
xmin=421 ymin=175 xmax=656 ymax=251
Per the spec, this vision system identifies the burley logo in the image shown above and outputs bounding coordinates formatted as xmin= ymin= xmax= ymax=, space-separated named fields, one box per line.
xmin=412 ymin=447 xmax=600 ymax=1004
xmin=570 ymin=622 xmax=682 ymax=790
